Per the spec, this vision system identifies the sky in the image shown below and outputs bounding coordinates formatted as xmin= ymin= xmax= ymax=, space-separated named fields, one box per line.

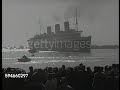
xmin=2 ymin=0 xmax=119 ymax=47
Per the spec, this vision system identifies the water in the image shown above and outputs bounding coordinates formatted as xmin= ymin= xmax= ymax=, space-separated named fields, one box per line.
xmin=2 ymin=49 xmax=119 ymax=72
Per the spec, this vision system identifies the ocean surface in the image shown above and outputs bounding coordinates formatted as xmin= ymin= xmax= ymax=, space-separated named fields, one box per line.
xmin=2 ymin=49 xmax=119 ymax=72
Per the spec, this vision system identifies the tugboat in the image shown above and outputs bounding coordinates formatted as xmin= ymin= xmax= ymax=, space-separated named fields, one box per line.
xmin=18 ymin=55 xmax=31 ymax=62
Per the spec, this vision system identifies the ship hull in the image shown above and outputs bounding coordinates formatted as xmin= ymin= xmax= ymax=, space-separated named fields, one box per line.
xmin=28 ymin=36 xmax=91 ymax=53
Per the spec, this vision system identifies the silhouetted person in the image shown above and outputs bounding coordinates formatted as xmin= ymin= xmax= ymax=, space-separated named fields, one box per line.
xmin=70 ymin=65 xmax=90 ymax=90
xmin=92 ymin=67 xmax=106 ymax=90
xmin=115 ymin=75 xmax=119 ymax=90
xmin=44 ymin=73 xmax=57 ymax=90
xmin=58 ymin=77 xmax=74 ymax=90
xmin=104 ymin=65 xmax=111 ymax=77
xmin=93 ymin=66 xmax=98 ymax=75
xmin=87 ymin=67 xmax=93 ymax=90
xmin=62 ymin=65 xmax=66 ymax=70
xmin=28 ymin=66 xmax=34 ymax=80
xmin=105 ymin=71 xmax=115 ymax=90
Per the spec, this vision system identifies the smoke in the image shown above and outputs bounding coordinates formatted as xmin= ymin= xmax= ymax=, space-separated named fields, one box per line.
xmin=52 ymin=13 xmax=62 ymax=22
xmin=52 ymin=0 xmax=102 ymax=24
xmin=50 ymin=0 xmax=116 ymax=24
xmin=63 ymin=1 xmax=101 ymax=24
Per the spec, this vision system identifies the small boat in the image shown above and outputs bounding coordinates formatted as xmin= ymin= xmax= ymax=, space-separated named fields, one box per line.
xmin=18 ymin=55 xmax=31 ymax=62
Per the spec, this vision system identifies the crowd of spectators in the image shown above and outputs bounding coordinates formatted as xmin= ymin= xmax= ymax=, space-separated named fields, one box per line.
xmin=2 ymin=63 xmax=119 ymax=90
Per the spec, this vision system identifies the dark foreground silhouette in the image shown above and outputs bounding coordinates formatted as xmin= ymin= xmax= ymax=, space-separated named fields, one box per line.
xmin=2 ymin=63 xmax=119 ymax=90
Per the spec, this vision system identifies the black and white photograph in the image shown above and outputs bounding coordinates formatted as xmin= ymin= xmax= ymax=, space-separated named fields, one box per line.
xmin=2 ymin=0 xmax=119 ymax=90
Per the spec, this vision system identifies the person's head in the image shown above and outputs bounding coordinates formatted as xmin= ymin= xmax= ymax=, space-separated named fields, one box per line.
xmin=105 ymin=65 xmax=109 ymax=71
xmin=6 ymin=67 xmax=11 ymax=72
xmin=47 ymin=67 xmax=53 ymax=73
xmin=29 ymin=66 xmax=33 ymax=72
xmin=87 ymin=67 xmax=92 ymax=72
xmin=100 ymin=67 xmax=104 ymax=72
xmin=74 ymin=66 xmax=78 ymax=71
xmin=48 ymin=73 xmax=53 ymax=80
xmin=53 ymin=67 xmax=58 ymax=73
xmin=62 ymin=65 xmax=66 ymax=69
xmin=83 ymin=65 xmax=86 ymax=71
xmin=112 ymin=64 xmax=116 ymax=69
xmin=60 ymin=77 xmax=67 ymax=85
xmin=115 ymin=64 xmax=119 ymax=72
xmin=67 ymin=67 xmax=73 ymax=72
xmin=38 ymin=68 xmax=42 ymax=73
xmin=97 ymin=67 xmax=102 ymax=72
xmin=79 ymin=63 xmax=83 ymax=67
xmin=108 ymin=66 xmax=112 ymax=71
xmin=94 ymin=66 xmax=98 ymax=72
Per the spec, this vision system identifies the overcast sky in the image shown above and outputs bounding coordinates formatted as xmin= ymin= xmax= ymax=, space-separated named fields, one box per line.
xmin=2 ymin=0 xmax=119 ymax=47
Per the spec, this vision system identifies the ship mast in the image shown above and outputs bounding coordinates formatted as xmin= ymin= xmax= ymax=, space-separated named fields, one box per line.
xmin=75 ymin=8 xmax=78 ymax=31
xmin=39 ymin=16 xmax=41 ymax=35
xmin=75 ymin=8 xmax=83 ymax=37
xmin=40 ymin=24 xmax=41 ymax=35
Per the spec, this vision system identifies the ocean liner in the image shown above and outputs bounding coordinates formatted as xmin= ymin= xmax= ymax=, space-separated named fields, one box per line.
xmin=28 ymin=9 xmax=91 ymax=53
